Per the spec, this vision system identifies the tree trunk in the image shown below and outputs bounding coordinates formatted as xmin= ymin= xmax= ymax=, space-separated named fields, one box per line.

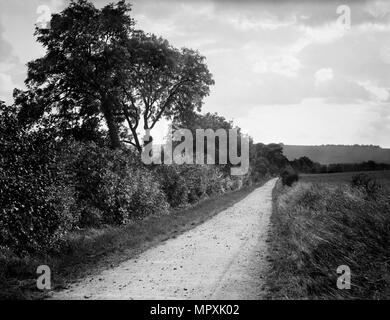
xmin=101 ymin=97 xmax=121 ymax=149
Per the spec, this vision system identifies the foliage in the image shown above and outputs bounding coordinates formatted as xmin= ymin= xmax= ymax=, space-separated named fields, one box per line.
xmin=0 ymin=103 xmax=78 ymax=254
xmin=1 ymin=99 xmax=170 ymax=253
xmin=0 ymin=1 xmax=284 ymax=258
xmin=154 ymin=164 xmax=226 ymax=208
xmin=154 ymin=165 xmax=189 ymax=207
xmin=281 ymin=168 xmax=299 ymax=186
xmin=0 ymin=101 xmax=256 ymax=254
xmin=290 ymin=156 xmax=318 ymax=173
xmin=63 ymin=141 xmax=169 ymax=226
xmin=250 ymin=142 xmax=289 ymax=181
xmin=122 ymin=33 xmax=214 ymax=151
xmin=327 ymin=161 xmax=390 ymax=173
xmin=15 ymin=0 xmax=214 ymax=150
xmin=290 ymin=156 xmax=390 ymax=174
xmin=15 ymin=0 xmax=135 ymax=148
xmin=181 ymin=165 xmax=224 ymax=203
xmin=351 ymin=173 xmax=382 ymax=198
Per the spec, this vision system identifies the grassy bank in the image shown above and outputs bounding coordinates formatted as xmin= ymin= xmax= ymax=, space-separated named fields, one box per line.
xmin=267 ymin=173 xmax=390 ymax=299
xmin=0 ymin=179 xmax=268 ymax=300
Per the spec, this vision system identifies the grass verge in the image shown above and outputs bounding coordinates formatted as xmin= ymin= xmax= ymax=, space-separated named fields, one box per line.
xmin=266 ymin=178 xmax=390 ymax=299
xmin=0 ymin=179 xmax=268 ymax=300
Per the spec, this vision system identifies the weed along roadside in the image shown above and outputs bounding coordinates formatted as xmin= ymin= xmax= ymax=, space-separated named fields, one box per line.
xmin=266 ymin=172 xmax=390 ymax=299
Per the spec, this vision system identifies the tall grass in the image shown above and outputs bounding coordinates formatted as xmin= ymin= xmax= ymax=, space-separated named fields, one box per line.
xmin=267 ymin=179 xmax=390 ymax=299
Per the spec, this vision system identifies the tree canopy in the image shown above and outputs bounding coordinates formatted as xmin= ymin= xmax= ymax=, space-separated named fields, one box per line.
xmin=15 ymin=0 xmax=214 ymax=150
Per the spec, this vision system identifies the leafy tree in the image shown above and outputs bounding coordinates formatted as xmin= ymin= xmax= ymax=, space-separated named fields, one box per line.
xmin=15 ymin=0 xmax=214 ymax=150
xmin=290 ymin=156 xmax=315 ymax=173
xmin=120 ymin=33 xmax=214 ymax=151
xmin=175 ymin=111 xmax=233 ymax=132
xmin=250 ymin=143 xmax=289 ymax=179
xmin=15 ymin=0 xmax=134 ymax=148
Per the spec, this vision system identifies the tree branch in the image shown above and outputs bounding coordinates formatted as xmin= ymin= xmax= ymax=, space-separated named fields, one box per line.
xmin=121 ymin=101 xmax=142 ymax=152
xmin=149 ymin=78 xmax=190 ymax=130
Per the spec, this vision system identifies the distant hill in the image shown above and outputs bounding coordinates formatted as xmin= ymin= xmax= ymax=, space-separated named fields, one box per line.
xmin=282 ymin=144 xmax=390 ymax=165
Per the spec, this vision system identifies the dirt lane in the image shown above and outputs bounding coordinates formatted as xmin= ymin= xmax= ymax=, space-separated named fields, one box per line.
xmin=50 ymin=178 xmax=277 ymax=300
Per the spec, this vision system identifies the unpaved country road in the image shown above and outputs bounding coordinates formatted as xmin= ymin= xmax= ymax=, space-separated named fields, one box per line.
xmin=50 ymin=178 xmax=277 ymax=300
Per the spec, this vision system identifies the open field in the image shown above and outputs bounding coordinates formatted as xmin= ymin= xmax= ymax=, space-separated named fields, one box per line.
xmin=267 ymin=171 xmax=390 ymax=299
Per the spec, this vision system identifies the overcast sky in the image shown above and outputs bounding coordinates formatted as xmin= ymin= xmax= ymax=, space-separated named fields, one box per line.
xmin=0 ymin=0 xmax=389 ymax=146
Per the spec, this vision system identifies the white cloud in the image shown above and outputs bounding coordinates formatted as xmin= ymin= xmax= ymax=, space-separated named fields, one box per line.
xmin=0 ymin=72 xmax=16 ymax=103
xmin=357 ymin=80 xmax=390 ymax=102
xmin=364 ymin=0 xmax=390 ymax=19
xmin=291 ymin=22 xmax=347 ymax=55
xmin=314 ymin=68 xmax=334 ymax=86
xmin=46 ymin=0 xmax=65 ymax=12
xmin=303 ymin=23 xmax=346 ymax=43
xmin=380 ymin=43 xmax=390 ymax=64
xmin=356 ymin=22 xmax=390 ymax=33
xmin=253 ymin=55 xmax=302 ymax=78
xmin=134 ymin=13 xmax=180 ymax=38
xmin=227 ymin=13 xmax=297 ymax=31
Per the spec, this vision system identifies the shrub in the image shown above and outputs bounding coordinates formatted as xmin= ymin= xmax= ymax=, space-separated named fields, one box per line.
xmin=204 ymin=166 xmax=225 ymax=195
xmin=64 ymin=141 xmax=169 ymax=225
xmin=155 ymin=164 xmax=227 ymax=207
xmin=351 ymin=173 xmax=382 ymax=197
xmin=182 ymin=165 xmax=214 ymax=203
xmin=0 ymin=107 xmax=79 ymax=253
xmin=231 ymin=176 xmax=244 ymax=190
xmin=154 ymin=165 xmax=189 ymax=207
xmin=78 ymin=203 xmax=103 ymax=228
xmin=100 ymin=167 xmax=168 ymax=223
xmin=221 ymin=176 xmax=234 ymax=193
xmin=281 ymin=169 xmax=299 ymax=186
xmin=183 ymin=165 xmax=230 ymax=202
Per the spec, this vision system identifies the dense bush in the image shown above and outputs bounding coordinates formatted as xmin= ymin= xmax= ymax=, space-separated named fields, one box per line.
xmin=181 ymin=165 xmax=224 ymax=203
xmin=0 ymin=102 xmax=170 ymax=253
xmin=351 ymin=173 xmax=382 ymax=197
xmin=0 ymin=105 xmax=78 ymax=253
xmin=154 ymin=165 xmax=189 ymax=207
xmin=281 ymin=168 xmax=299 ymax=186
xmin=1 ymin=114 xmax=250 ymax=254
xmin=63 ymin=141 xmax=169 ymax=226
xmin=155 ymin=164 xmax=227 ymax=207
